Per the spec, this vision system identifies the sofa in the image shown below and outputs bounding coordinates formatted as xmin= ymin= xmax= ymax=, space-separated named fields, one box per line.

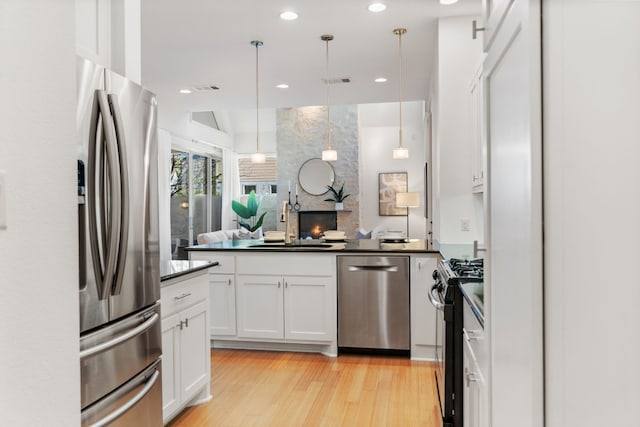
xmin=196 ymin=228 xmax=263 ymax=244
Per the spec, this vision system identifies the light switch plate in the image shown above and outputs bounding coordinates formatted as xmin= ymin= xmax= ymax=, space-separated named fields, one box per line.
xmin=0 ymin=170 xmax=6 ymax=229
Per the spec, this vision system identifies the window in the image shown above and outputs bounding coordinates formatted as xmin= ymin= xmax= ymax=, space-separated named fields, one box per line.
xmin=170 ymin=149 xmax=223 ymax=259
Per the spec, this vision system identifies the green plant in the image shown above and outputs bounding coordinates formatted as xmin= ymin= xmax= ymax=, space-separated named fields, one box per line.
xmin=231 ymin=190 xmax=267 ymax=232
xmin=324 ymin=183 xmax=350 ymax=203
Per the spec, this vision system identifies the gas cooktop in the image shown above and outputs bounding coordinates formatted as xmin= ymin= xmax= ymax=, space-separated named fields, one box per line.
xmin=438 ymin=258 xmax=484 ymax=283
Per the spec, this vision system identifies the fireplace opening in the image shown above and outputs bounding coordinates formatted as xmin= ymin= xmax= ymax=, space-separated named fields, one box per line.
xmin=298 ymin=211 xmax=338 ymax=239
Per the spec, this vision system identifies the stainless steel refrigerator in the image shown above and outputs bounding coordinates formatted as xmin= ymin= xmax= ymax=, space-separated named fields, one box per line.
xmin=77 ymin=57 xmax=162 ymax=426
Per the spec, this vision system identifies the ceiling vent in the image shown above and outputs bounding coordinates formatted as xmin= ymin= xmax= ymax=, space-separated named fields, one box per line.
xmin=193 ymin=85 xmax=220 ymax=92
xmin=322 ymin=77 xmax=351 ymax=84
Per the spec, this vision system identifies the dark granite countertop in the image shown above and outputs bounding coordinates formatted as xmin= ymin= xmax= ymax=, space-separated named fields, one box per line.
xmin=460 ymin=281 xmax=484 ymax=327
xmin=160 ymin=260 xmax=219 ymax=282
xmin=185 ymin=238 xmax=438 ymax=254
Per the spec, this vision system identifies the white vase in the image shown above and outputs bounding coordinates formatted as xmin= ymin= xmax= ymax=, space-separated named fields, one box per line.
xmin=335 ymin=202 xmax=344 ymax=211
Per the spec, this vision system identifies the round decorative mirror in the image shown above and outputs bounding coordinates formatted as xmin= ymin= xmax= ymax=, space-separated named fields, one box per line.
xmin=298 ymin=158 xmax=335 ymax=195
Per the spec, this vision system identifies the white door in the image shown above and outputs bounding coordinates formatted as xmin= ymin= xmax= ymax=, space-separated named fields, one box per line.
xmin=483 ymin=1 xmax=543 ymax=426
xmin=284 ymin=276 xmax=332 ymax=342
xmin=179 ymin=300 xmax=209 ymax=402
xmin=209 ymin=274 xmax=237 ymax=336
xmin=236 ymin=275 xmax=284 ymax=339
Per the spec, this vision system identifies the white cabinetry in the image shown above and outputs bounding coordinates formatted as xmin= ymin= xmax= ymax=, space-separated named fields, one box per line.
xmin=410 ymin=255 xmax=439 ymax=360
xmin=188 ymin=254 xmax=237 ymax=337
xmin=161 ymin=272 xmax=211 ymax=424
xmin=462 ymin=297 xmax=487 ymax=427
xmin=75 ymin=0 xmax=110 ymax=66
xmin=236 ymin=275 xmax=332 ymax=342
xmin=235 ymin=254 xmax=335 ymax=344
xmin=469 ymin=62 xmax=485 ymax=193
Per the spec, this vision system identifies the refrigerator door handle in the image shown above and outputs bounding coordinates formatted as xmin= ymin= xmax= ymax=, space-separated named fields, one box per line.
xmin=87 ymin=368 xmax=160 ymax=427
xmin=107 ymin=93 xmax=130 ymax=296
xmin=88 ymin=89 xmax=122 ymax=300
xmin=80 ymin=312 xmax=159 ymax=360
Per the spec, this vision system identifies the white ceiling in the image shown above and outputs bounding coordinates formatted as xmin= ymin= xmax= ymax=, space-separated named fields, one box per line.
xmin=140 ymin=0 xmax=481 ymax=114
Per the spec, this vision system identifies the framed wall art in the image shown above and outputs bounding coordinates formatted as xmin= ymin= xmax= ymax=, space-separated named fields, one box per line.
xmin=378 ymin=172 xmax=408 ymax=216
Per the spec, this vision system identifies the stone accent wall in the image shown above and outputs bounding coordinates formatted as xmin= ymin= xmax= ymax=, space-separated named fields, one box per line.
xmin=276 ymin=105 xmax=360 ymax=239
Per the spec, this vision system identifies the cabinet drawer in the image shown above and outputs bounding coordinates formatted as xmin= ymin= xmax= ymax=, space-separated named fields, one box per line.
xmin=161 ymin=273 xmax=208 ymax=317
xmin=189 ymin=253 xmax=235 ymax=274
xmin=463 ymin=298 xmax=487 ymax=370
xmin=236 ymin=254 xmax=334 ymax=276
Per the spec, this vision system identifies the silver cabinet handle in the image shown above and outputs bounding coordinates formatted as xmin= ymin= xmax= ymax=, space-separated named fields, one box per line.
xmin=228 ymin=279 xmax=232 ymax=286
xmin=174 ymin=292 xmax=192 ymax=300
xmin=465 ymin=368 xmax=480 ymax=386
xmin=284 ymin=281 xmax=288 ymax=288
xmin=428 ymin=284 xmax=445 ymax=311
xmin=80 ymin=313 xmax=159 ymax=360
xmin=463 ymin=328 xmax=482 ymax=341
xmin=278 ymin=281 xmax=281 ymax=288
xmin=185 ymin=317 xmax=189 ymax=328
xmin=88 ymin=369 xmax=160 ymax=427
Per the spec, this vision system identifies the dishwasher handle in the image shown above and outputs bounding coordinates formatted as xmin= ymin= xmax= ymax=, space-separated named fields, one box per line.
xmin=348 ymin=265 xmax=399 ymax=272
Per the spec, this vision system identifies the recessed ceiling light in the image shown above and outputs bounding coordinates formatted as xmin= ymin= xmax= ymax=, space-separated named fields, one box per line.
xmin=276 ymin=84 xmax=289 ymax=89
xmin=440 ymin=0 xmax=459 ymax=5
xmin=280 ymin=11 xmax=298 ymax=20
xmin=374 ymin=77 xmax=388 ymax=83
xmin=368 ymin=3 xmax=386 ymax=12
xmin=179 ymin=89 xmax=192 ymax=94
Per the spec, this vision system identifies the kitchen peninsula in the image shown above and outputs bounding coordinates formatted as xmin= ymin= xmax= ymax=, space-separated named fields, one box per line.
xmin=187 ymin=239 xmax=440 ymax=360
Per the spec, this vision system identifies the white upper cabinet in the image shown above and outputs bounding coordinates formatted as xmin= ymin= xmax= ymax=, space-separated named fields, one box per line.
xmin=75 ymin=0 xmax=110 ymax=66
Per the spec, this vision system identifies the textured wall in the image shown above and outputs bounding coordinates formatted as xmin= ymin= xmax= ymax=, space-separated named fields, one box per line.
xmin=276 ymin=105 xmax=360 ymax=239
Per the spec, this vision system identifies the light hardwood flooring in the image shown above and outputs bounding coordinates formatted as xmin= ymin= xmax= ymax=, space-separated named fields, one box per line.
xmin=167 ymin=349 xmax=441 ymax=427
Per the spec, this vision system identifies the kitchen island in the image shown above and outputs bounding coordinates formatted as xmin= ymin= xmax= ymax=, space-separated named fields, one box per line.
xmin=186 ymin=239 xmax=440 ymax=360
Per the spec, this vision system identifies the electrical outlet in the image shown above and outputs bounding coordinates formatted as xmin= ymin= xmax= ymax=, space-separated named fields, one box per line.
xmin=460 ymin=218 xmax=470 ymax=232
xmin=0 ymin=170 xmax=6 ymax=230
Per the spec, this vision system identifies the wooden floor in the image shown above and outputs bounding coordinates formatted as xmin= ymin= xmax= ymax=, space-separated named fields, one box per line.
xmin=167 ymin=349 xmax=441 ymax=427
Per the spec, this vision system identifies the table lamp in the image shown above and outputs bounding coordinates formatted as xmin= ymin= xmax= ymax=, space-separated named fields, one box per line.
xmin=395 ymin=192 xmax=420 ymax=241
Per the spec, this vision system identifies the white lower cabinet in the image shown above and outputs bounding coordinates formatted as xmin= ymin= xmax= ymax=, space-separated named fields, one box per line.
xmin=208 ymin=274 xmax=236 ymax=336
xmin=410 ymin=255 xmax=439 ymax=360
xmin=236 ymin=274 xmax=332 ymax=342
xmin=462 ymin=298 xmax=488 ymax=427
xmin=161 ymin=272 xmax=211 ymax=424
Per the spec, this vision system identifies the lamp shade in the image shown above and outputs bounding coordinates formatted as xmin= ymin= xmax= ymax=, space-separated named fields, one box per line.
xmin=395 ymin=192 xmax=420 ymax=208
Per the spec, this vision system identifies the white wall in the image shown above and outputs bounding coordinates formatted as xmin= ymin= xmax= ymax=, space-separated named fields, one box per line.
xmin=434 ymin=16 xmax=483 ymax=245
xmin=229 ymin=109 xmax=277 ymax=155
xmin=358 ymin=101 xmax=427 ymax=239
xmin=0 ymin=1 xmax=80 ymax=424
xmin=543 ymin=1 xmax=640 ymax=425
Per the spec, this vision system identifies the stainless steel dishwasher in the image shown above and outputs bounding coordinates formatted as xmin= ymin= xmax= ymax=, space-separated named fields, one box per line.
xmin=337 ymin=255 xmax=410 ymax=351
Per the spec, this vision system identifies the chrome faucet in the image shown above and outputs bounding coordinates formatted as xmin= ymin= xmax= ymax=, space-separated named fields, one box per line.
xmin=281 ymin=201 xmax=292 ymax=244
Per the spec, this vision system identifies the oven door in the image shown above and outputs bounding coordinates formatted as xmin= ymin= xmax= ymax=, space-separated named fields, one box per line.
xmin=429 ymin=282 xmax=446 ymax=418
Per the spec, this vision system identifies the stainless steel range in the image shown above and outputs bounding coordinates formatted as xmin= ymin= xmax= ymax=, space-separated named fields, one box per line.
xmin=429 ymin=258 xmax=483 ymax=427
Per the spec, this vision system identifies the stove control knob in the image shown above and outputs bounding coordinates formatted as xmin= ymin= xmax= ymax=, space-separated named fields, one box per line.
xmin=432 ymin=270 xmax=439 ymax=280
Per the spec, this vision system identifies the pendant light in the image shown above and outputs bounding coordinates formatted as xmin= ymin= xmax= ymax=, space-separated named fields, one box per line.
xmin=250 ymin=40 xmax=266 ymax=163
xmin=321 ymin=34 xmax=338 ymax=162
xmin=392 ymin=28 xmax=409 ymax=160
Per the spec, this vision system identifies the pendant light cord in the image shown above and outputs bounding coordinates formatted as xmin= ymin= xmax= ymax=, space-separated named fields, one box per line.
xmin=325 ymin=37 xmax=332 ymax=151
xmin=255 ymin=41 xmax=260 ymax=153
xmin=397 ymin=29 xmax=404 ymax=149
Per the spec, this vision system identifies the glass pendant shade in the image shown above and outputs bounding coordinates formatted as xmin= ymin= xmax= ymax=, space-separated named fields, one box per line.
xmin=251 ymin=152 xmax=266 ymax=163
xmin=393 ymin=146 xmax=409 ymax=160
xmin=322 ymin=149 xmax=338 ymax=161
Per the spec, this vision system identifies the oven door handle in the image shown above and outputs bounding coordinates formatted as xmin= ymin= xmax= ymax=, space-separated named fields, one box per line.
xmin=428 ymin=284 xmax=445 ymax=311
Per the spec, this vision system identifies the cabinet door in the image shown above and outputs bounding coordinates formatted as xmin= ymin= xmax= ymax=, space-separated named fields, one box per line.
xmin=463 ymin=340 xmax=485 ymax=427
xmin=284 ymin=276 xmax=333 ymax=342
xmin=161 ymin=313 xmax=181 ymax=420
xmin=470 ymin=62 xmax=485 ymax=193
xmin=209 ymin=274 xmax=236 ymax=336
xmin=236 ymin=275 xmax=283 ymax=339
xmin=179 ymin=300 xmax=210 ymax=402
xmin=410 ymin=256 xmax=438 ymax=355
